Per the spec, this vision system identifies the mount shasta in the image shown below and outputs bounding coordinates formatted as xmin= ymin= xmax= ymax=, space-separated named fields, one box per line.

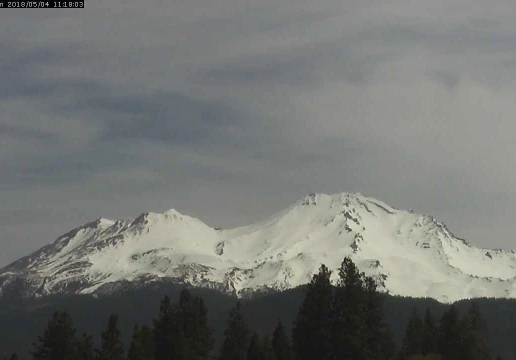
xmin=2 ymin=192 xmax=516 ymax=303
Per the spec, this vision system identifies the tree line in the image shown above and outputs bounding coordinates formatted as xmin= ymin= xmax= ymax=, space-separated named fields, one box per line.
xmin=399 ymin=303 xmax=497 ymax=360
xmin=3 ymin=256 xmax=500 ymax=360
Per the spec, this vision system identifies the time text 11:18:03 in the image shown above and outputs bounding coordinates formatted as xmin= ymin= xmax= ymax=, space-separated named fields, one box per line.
xmin=0 ymin=0 xmax=84 ymax=7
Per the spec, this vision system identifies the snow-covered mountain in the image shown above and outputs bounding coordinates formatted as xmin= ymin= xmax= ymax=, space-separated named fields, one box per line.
xmin=2 ymin=193 xmax=516 ymax=303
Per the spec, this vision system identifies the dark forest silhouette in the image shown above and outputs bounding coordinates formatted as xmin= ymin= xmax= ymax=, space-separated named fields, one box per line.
xmin=1 ymin=257 xmax=501 ymax=360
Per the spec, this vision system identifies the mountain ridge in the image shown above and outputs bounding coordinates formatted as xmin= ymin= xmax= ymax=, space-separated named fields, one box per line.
xmin=2 ymin=192 xmax=516 ymax=303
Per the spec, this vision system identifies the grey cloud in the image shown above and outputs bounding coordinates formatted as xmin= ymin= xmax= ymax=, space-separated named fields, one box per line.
xmin=90 ymin=92 xmax=244 ymax=145
xmin=2 ymin=1 xmax=516 ymax=267
xmin=427 ymin=70 xmax=460 ymax=90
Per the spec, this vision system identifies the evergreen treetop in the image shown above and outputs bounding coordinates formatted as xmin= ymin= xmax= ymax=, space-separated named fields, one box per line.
xmin=219 ymin=301 xmax=250 ymax=360
xmin=128 ymin=324 xmax=155 ymax=360
xmin=247 ymin=332 xmax=265 ymax=360
xmin=262 ymin=335 xmax=275 ymax=360
xmin=97 ymin=313 xmax=124 ymax=360
xmin=362 ymin=276 xmax=396 ymax=360
xmin=271 ymin=320 xmax=292 ymax=360
xmin=422 ymin=309 xmax=438 ymax=356
xmin=292 ymin=264 xmax=333 ymax=360
xmin=399 ymin=308 xmax=424 ymax=360
xmin=153 ymin=295 xmax=176 ymax=360
xmin=461 ymin=302 xmax=491 ymax=360
xmin=332 ymin=256 xmax=366 ymax=360
xmin=31 ymin=311 xmax=78 ymax=360
xmin=75 ymin=332 xmax=94 ymax=360
xmin=177 ymin=288 xmax=214 ymax=359
xmin=437 ymin=305 xmax=465 ymax=360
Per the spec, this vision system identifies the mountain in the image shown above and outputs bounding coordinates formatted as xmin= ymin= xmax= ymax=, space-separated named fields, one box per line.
xmin=2 ymin=192 xmax=516 ymax=303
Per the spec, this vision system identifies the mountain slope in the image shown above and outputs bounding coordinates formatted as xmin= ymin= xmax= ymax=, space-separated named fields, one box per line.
xmin=1 ymin=192 xmax=516 ymax=303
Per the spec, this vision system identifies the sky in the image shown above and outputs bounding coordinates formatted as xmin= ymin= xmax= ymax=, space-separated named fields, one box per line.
xmin=1 ymin=1 xmax=516 ymax=267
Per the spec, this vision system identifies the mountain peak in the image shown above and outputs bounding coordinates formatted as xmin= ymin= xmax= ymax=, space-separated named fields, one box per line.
xmin=82 ymin=217 xmax=115 ymax=230
xmin=1 ymin=192 xmax=516 ymax=303
xmin=163 ymin=208 xmax=183 ymax=217
xmin=297 ymin=192 xmax=397 ymax=216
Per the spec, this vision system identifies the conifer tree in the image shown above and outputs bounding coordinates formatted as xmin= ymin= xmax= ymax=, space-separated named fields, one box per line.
xmin=97 ymin=313 xmax=124 ymax=360
xmin=32 ymin=311 xmax=78 ymax=360
xmin=332 ymin=256 xmax=365 ymax=360
xmin=140 ymin=325 xmax=155 ymax=357
xmin=437 ymin=305 xmax=465 ymax=360
xmin=154 ymin=293 xmax=204 ymax=360
xmin=461 ymin=302 xmax=491 ymax=360
xmin=128 ymin=324 xmax=144 ymax=360
xmin=292 ymin=264 xmax=333 ymax=360
xmin=170 ymin=322 xmax=196 ymax=360
xmin=399 ymin=308 xmax=424 ymax=359
xmin=219 ymin=301 xmax=250 ymax=360
xmin=421 ymin=309 xmax=438 ymax=356
xmin=128 ymin=324 xmax=155 ymax=360
xmin=75 ymin=333 xmax=95 ymax=360
xmin=262 ymin=335 xmax=275 ymax=360
xmin=362 ymin=276 xmax=396 ymax=360
xmin=247 ymin=332 xmax=265 ymax=360
xmin=176 ymin=289 xmax=214 ymax=359
xmin=153 ymin=295 xmax=176 ymax=360
xmin=272 ymin=320 xmax=292 ymax=360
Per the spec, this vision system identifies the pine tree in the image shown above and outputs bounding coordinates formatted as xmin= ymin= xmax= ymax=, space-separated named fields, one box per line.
xmin=362 ymin=276 xmax=396 ymax=360
xmin=174 ymin=316 xmax=198 ymax=360
xmin=421 ymin=309 xmax=438 ymax=356
xmin=153 ymin=295 xmax=176 ymax=360
xmin=139 ymin=325 xmax=155 ymax=357
xmin=31 ymin=311 xmax=78 ymax=360
xmin=128 ymin=324 xmax=155 ymax=360
xmin=437 ymin=305 xmax=466 ymax=360
xmin=97 ymin=313 xmax=124 ymax=360
xmin=461 ymin=302 xmax=491 ymax=360
xmin=247 ymin=332 xmax=265 ymax=360
xmin=399 ymin=308 xmax=424 ymax=359
xmin=292 ymin=264 xmax=333 ymax=360
xmin=75 ymin=333 xmax=95 ymax=360
xmin=262 ymin=335 xmax=275 ymax=360
xmin=128 ymin=324 xmax=144 ymax=360
xmin=219 ymin=301 xmax=250 ymax=360
xmin=272 ymin=320 xmax=292 ymax=360
xmin=332 ymin=256 xmax=365 ymax=360
xmin=154 ymin=293 xmax=203 ymax=360
xmin=176 ymin=289 xmax=214 ymax=359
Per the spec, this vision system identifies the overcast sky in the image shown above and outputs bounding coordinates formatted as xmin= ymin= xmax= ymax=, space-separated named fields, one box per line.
xmin=1 ymin=1 xmax=516 ymax=267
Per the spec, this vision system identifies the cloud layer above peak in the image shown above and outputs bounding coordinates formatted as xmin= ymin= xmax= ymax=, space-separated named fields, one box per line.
xmin=1 ymin=1 xmax=516 ymax=266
